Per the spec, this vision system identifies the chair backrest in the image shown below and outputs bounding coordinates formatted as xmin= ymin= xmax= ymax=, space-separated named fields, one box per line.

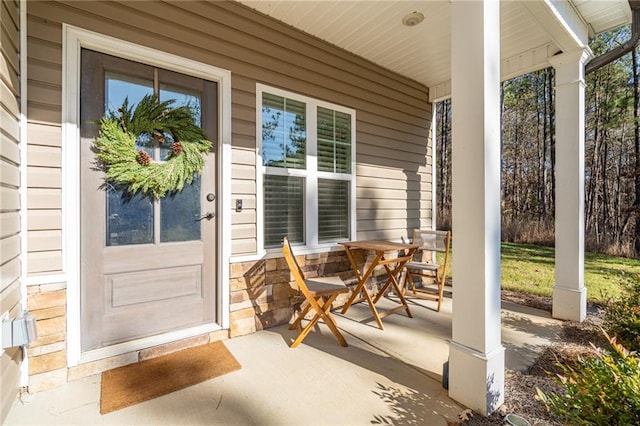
xmin=412 ymin=229 xmax=451 ymax=263
xmin=282 ymin=236 xmax=311 ymax=298
xmin=413 ymin=229 xmax=450 ymax=251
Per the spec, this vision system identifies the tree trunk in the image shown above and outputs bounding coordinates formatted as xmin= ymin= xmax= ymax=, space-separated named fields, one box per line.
xmin=633 ymin=48 xmax=640 ymax=256
xmin=547 ymin=68 xmax=556 ymax=217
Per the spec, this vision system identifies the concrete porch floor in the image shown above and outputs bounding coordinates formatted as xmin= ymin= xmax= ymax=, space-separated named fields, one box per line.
xmin=6 ymin=293 xmax=563 ymax=425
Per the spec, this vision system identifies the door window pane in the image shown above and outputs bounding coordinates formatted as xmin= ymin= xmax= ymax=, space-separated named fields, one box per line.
xmin=159 ymin=85 xmax=203 ymax=242
xmin=262 ymin=94 xmax=306 ymax=169
xmin=105 ymin=73 xmax=155 ymax=246
xmin=105 ymin=73 xmax=154 ymax=115
xmin=264 ymin=175 xmax=304 ymax=247
xmin=159 ymin=84 xmax=202 ymax=160
xmin=106 ymin=188 xmax=154 ymax=245
xmin=161 ymin=176 xmax=201 ymax=242
xmin=318 ymin=179 xmax=349 ymax=241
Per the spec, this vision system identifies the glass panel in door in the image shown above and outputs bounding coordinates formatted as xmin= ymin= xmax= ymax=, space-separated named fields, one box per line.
xmin=104 ymin=73 xmax=154 ymax=246
xmin=159 ymin=84 xmax=202 ymax=242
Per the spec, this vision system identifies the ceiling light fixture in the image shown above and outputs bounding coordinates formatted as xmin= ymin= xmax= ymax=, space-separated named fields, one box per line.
xmin=402 ymin=11 xmax=424 ymax=27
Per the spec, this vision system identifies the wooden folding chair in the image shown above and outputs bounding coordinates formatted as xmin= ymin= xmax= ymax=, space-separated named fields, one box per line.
xmin=282 ymin=237 xmax=349 ymax=348
xmin=403 ymin=229 xmax=451 ymax=312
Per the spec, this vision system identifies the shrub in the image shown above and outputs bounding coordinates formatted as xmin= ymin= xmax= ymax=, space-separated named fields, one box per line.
xmin=603 ymin=274 xmax=640 ymax=352
xmin=537 ymin=331 xmax=640 ymax=425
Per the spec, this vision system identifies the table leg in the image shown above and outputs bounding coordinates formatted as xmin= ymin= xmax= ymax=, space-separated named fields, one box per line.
xmin=341 ymin=248 xmax=385 ymax=329
xmin=377 ymin=263 xmax=413 ymax=318
xmin=372 ymin=249 xmax=416 ymax=318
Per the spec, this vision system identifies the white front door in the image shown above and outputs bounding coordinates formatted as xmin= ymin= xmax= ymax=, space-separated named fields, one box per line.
xmin=79 ymin=49 xmax=218 ymax=351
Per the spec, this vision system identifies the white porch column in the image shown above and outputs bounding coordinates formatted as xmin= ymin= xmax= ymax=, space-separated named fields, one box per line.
xmin=449 ymin=0 xmax=504 ymax=415
xmin=549 ymin=49 xmax=591 ymax=322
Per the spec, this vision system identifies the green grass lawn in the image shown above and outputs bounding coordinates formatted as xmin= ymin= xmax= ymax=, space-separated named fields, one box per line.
xmin=440 ymin=243 xmax=640 ymax=303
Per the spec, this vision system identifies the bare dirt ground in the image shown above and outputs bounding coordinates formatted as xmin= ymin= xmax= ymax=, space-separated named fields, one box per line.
xmin=459 ymin=291 xmax=605 ymax=426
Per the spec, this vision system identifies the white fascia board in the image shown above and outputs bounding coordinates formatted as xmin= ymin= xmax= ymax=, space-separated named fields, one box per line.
xmin=522 ymin=0 xmax=589 ymax=52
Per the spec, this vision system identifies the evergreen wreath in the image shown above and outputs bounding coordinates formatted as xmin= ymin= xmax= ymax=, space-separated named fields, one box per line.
xmin=94 ymin=94 xmax=213 ymax=199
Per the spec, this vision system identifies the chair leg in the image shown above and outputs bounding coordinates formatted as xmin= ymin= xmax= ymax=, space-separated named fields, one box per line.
xmin=289 ymin=300 xmax=312 ymax=330
xmin=317 ymin=295 xmax=348 ymax=347
xmin=291 ymin=300 xmax=323 ymax=348
xmin=404 ymin=271 xmax=415 ymax=295
xmin=290 ymin=314 xmax=320 ymax=348
xmin=290 ymin=295 xmax=348 ymax=348
xmin=436 ymin=269 xmax=445 ymax=312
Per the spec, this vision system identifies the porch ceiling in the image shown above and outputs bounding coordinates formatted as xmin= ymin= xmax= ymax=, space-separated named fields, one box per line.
xmin=238 ymin=0 xmax=631 ymax=100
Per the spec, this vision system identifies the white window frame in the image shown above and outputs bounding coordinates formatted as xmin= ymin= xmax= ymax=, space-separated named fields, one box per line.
xmin=256 ymin=84 xmax=356 ymax=254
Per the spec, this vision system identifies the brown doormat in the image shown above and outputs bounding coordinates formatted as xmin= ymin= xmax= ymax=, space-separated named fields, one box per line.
xmin=100 ymin=341 xmax=241 ymax=414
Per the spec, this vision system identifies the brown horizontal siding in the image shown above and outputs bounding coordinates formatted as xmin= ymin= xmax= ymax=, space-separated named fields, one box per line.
xmin=0 ymin=77 xmax=19 ymax=114
xmin=0 ymin=133 xmax=20 ymax=165
xmin=0 ymin=53 xmax=19 ymax=92
xmin=27 ymin=189 xmax=61 ymax=210
xmin=231 ymin=238 xmax=256 ymax=255
xmin=0 ymin=212 xmax=20 ymax=238
xmin=28 ymin=210 xmax=61 ymax=231
xmin=0 ymin=280 xmax=21 ymax=322
xmin=0 ymin=0 xmax=21 ymax=421
xmin=26 ymin=0 xmax=432 ymax=258
xmin=26 ymin=171 xmax=62 ymax=274
xmin=27 ymin=167 xmax=61 ymax=189
xmin=25 ymin=26 xmax=63 ymax=273
xmin=28 ymin=251 xmax=62 ymax=274
xmin=1 ymin=0 xmax=21 ymax=294
xmin=0 ymin=187 xmax=19 ymax=211
xmin=231 ymin=164 xmax=255 ymax=181
xmin=27 ymin=123 xmax=61 ymax=147
xmin=0 ymin=234 xmax=20 ymax=264
xmin=0 ymin=106 xmax=19 ymax=140
xmin=28 ymin=59 xmax=62 ymax=85
xmin=0 ymin=157 xmax=19 ymax=188
xmin=0 ymin=257 xmax=19 ymax=291
xmin=27 ymin=145 xmax=61 ymax=167
xmin=0 ymin=1 xmax=19 ymax=78
xmin=28 ymin=230 xmax=62 ymax=252
xmin=26 ymin=16 xmax=62 ymax=129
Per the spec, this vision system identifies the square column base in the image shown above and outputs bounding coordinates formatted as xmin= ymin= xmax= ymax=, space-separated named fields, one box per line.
xmin=552 ymin=286 xmax=586 ymax=321
xmin=449 ymin=342 xmax=505 ymax=415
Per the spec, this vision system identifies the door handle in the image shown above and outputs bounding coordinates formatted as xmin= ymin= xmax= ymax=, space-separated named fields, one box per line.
xmin=197 ymin=212 xmax=215 ymax=221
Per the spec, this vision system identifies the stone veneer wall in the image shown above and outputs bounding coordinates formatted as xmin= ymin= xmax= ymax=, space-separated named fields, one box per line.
xmin=229 ymin=248 xmax=390 ymax=338
xmin=25 ymin=248 xmax=391 ymax=392
xmin=26 ymin=283 xmax=68 ymax=392
xmin=230 ymin=250 xmax=349 ymax=337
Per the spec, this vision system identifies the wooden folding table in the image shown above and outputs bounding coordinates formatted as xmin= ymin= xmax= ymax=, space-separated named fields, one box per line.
xmin=339 ymin=240 xmax=418 ymax=329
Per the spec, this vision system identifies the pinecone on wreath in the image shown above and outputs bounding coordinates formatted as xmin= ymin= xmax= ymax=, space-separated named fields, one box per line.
xmin=136 ymin=150 xmax=152 ymax=166
xmin=172 ymin=141 xmax=184 ymax=156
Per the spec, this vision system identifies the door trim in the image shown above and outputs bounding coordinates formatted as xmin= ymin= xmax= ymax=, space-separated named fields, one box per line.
xmin=63 ymin=25 xmax=232 ymax=366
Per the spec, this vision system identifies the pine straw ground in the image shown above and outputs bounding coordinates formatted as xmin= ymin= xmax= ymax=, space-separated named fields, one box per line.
xmin=460 ymin=291 xmax=608 ymax=426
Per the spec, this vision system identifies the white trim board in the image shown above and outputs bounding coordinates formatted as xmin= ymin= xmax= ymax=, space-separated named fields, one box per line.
xmin=62 ymin=25 xmax=232 ymax=367
xmin=19 ymin=0 xmax=29 ymax=387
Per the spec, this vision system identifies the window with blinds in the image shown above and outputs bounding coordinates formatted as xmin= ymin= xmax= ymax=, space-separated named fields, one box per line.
xmin=318 ymin=179 xmax=349 ymax=241
xmin=259 ymin=85 xmax=355 ymax=250
xmin=318 ymin=107 xmax=351 ymax=174
xmin=264 ymin=175 xmax=305 ymax=246
xmin=262 ymin=93 xmax=306 ymax=169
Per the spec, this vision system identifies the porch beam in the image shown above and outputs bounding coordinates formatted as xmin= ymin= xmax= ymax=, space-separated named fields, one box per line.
xmin=549 ymin=48 xmax=591 ymax=322
xmin=449 ymin=0 xmax=504 ymax=416
xmin=521 ymin=0 xmax=589 ymax=52
xmin=429 ymin=43 xmax=561 ymax=103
